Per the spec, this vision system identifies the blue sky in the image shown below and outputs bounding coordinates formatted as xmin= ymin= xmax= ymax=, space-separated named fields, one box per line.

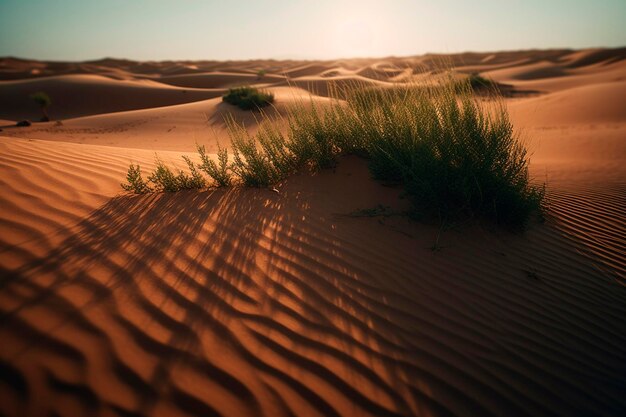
xmin=1 ymin=0 xmax=625 ymax=61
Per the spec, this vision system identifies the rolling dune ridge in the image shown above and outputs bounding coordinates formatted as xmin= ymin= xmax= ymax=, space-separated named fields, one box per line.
xmin=1 ymin=48 xmax=625 ymax=417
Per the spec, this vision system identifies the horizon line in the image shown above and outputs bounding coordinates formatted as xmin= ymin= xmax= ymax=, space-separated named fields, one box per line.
xmin=3 ymin=45 xmax=625 ymax=64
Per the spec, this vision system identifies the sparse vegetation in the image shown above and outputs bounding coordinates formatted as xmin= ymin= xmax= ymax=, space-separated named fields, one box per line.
xmin=147 ymin=159 xmax=179 ymax=192
xmin=197 ymin=143 xmax=231 ymax=187
xmin=466 ymin=72 xmax=498 ymax=92
xmin=30 ymin=91 xmax=51 ymax=121
xmin=343 ymin=79 xmax=544 ymax=228
xmin=179 ymin=156 xmax=206 ymax=189
xmin=122 ymin=75 xmax=544 ymax=229
xmin=222 ymin=86 xmax=274 ymax=110
xmin=121 ymin=164 xmax=151 ymax=194
xmin=228 ymin=118 xmax=287 ymax=187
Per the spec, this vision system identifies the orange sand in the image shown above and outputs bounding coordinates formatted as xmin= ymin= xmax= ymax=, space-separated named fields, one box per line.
xmin=1 ymin=49 xmax=625 ymax=417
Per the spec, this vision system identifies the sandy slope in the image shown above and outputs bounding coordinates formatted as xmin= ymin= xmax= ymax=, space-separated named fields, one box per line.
xmin=0 ymin=75 xmax=223 ymax=121
xmin=1 ymin=49 xmax=625 ymax=417
xmin=0 ymin=87 xmax=328 ymax=152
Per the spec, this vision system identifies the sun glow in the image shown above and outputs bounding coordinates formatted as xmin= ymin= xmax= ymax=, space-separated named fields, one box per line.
xmin=330 ymin=13 xmax=385 ymax=58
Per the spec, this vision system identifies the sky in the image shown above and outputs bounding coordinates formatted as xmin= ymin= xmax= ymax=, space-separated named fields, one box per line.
xmin=1 ymin=0 xmax=625 ymax=61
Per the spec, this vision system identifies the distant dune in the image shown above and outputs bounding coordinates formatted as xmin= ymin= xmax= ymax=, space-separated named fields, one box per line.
xmin=1 ymin=48 xmax=625 ymax=417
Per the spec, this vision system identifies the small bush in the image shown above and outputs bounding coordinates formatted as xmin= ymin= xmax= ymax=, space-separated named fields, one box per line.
xmin=466 ymin=72 xmax=498 ymax=92
xmin=197 ymin=144 xmax=232 ymax=187
xmin=228 ymin=118 xmax=285 ymax=187
xmin=148 ymin=158 xmax=180 ymax=192
xmin=286 ymin=100 xmax=341 ymax=170
xmin=256 ymin=120 xmax=297 ymax=174
xmin=120 ymin=75 xmax=544 ymax=229
xmin=178 ymin=156 xmax=206 ymax=189
xmin=121 ymin=164 xmax=151 ymax=194
xmin=341 ymin=80 xmax=543 ymax=228
xmin=223 ymin=86 xmax=274 ymax=110
xmin=30 ymin=91 xmax=51 ymax=121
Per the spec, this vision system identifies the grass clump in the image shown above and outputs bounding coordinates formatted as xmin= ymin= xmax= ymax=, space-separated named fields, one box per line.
xmin=222 ymin=86 xmax=274 ymax=110
xmin=285 ymin=99 xmax=346 ymax=169
xmin=178 ymin=156 xmax=206 ymax=190
xmin=340 ymin=80 xmax=543 ymax=228
xmin=148 ymin=159 xmax=179 ymax=192
xmin=144 ymin=157 xmax=204 ymax=192
xmin=121 ymin=75 xmax=543 ymax=229
xmin=228 ymin=118 xmax=288 ymax=187
xmin=121 ymin=164 xmax=151 ymax=194
xmin=197 ymin=144 xmax=231 ymax=187
xmin=466 ymin=72 xmax=498 ymax=92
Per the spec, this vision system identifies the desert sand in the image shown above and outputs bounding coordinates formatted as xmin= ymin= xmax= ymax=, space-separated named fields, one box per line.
xmin=0 ymin=48 xmax=625 ymax=417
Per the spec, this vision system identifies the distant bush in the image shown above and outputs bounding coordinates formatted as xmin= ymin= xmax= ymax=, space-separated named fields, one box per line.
xmin=466 ymin=72 xmax=498 ymax=92
xmin=222 ymin=86 xmax=274 ymax=110
xmin=30 ymin=91 xmax=51 ymax=122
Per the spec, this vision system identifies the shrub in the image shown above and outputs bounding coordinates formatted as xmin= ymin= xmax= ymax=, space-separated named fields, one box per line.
xmin=237 ymin=77 xmax=542 ymax=228
xmin=351 ymin=80 xmax=542 ymax=228
xmin=197 ymin=144 xmax=232 ymax=187
xmin=30 ymin=91 xmax=51 ymax=121
xmin=148 ymin=158 xmax=180 ymax=192
xmin=285 ymin=100 xmax=342 ymax=169
xmin=256 ymin=120 xmax=297 ymax=174
xmin=228 ymin=117 xmax=286 ymax=187
xmin=466 ymin=72 xmax=498 ymax=92
xmin=178 ymin=156 xmax=206 ymax=189
xmin=120 ymin=75 xmax=544 ymax=229
xmin=223 ymin=86 xmax=274 ymax=110
xmin=121 ymin=164 xmax=151 ymax=194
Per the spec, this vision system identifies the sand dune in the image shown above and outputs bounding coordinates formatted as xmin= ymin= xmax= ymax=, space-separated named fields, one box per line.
xmin=0 ymin=87 xmax=328 ymax=152
xmin=561 ymin=48 xmax=626 ymax=68
xmin=0 ymin=75 xmax=221 ymax=120
xmin=484 ymin=50 xmax=626 ymax=93
xmin=278 ymin=76 xmax=395 ymax=98
xmin=155 ymin=72 xmax=287 ymax=89
xmin=283 ymin=63 xmax=337 ymax=79
xmin=509 ymin=80 xmax=626 ymax=125
xmin=1 ymin=48 xmax=625 ymax=417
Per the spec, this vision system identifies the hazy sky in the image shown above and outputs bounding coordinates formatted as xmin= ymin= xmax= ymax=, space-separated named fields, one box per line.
xmin=1 ymin=0 xmax=625 ymax=61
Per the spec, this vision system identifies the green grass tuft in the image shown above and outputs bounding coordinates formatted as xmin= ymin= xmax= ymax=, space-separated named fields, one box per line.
xmin=338 ymin=79 xmax=544 ymax=228
xmin=466 ymin=72 xmax=498 ymax=92
xmin=222 ymin=86 xmax=274 ymax=110
xmin=121 ymin=164 xmax=151 ymax=194
xmin=121 ymin=75 xmax=543 ymax=230
xmin=227 ymin=117 xmax=287 ymax=187
xmin=148 ymin=158 xmax=180 ymax=192
xmin=178 ymin=155 xmax=206 ymax=189
xmin=197 ymin=143 xmax=232 ymax=187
